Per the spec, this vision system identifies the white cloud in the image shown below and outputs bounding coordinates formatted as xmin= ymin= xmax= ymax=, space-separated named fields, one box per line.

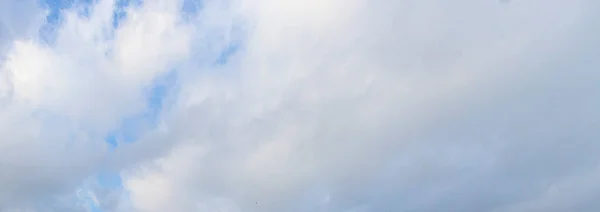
xmin=0 ymin=0 xmax=192 ymax=210
xmin=1 ymin=0 xmax=600 ymax=211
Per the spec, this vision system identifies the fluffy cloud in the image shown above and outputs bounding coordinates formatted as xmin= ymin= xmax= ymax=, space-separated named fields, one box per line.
xmin=1 ymin=0 xmax=600 ymax=211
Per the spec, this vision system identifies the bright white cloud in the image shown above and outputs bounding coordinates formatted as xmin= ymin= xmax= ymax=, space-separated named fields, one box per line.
xmin=1 ymin=0 xmax=600 ymax=211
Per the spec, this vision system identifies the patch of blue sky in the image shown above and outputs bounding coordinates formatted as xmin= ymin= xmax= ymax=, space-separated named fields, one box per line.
xmin=191 ymin=27 xmax=245 ymax=69
xmin=112 ymin=0 xmax=142 ymax=28
xmin=181 ymin=0 xmax=202 ymax=19
xmin=40 ymin=0 xmax=78 ymax=24
xmin=104 ymin=69 xmax=178 ymax=149
xmin=97 ymin=171 xmax=123 ymax=189
xmin=215 ymin=43 xmax=239 ymax=65
xmin=104 ymin=134 xmax=118 ymax=150
xmin=214 ymin=18 xmax=247 ymax=66
xmin=89 ymin=202 xmax=103 ymax=212
xmin=95 ymin=68 xmax=178 ymax=212
xmin=39 ymin=0 xmax=136 ymax=44
xmin=38 ymin=0 xmax=93 ymax=44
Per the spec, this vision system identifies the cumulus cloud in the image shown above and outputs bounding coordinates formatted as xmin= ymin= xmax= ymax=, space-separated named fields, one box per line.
xmin=1 ymin=0 xmax=600 ymax=211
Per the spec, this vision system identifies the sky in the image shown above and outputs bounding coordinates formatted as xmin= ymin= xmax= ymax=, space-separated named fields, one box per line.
xmin=0 ymin=0 xmax=600 ymax=211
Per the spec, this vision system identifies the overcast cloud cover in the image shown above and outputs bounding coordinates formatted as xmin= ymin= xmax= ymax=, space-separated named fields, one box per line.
xmin=1 ymin=0 xmax=600 ymax=211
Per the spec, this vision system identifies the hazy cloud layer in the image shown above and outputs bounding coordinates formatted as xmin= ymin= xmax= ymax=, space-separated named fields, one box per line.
xmin=1 ymin=0 xmax=600 ymax=211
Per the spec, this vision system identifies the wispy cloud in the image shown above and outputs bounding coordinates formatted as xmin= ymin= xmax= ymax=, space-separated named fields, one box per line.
xmin=1 ymin=0 xmax=600 ymax=211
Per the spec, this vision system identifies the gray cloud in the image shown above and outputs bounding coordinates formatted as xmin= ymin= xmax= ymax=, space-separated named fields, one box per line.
xmin=117 ymin=0 xmax=600 ymax=211
xmin=2 ymin=0 xmax=600 ymax=211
